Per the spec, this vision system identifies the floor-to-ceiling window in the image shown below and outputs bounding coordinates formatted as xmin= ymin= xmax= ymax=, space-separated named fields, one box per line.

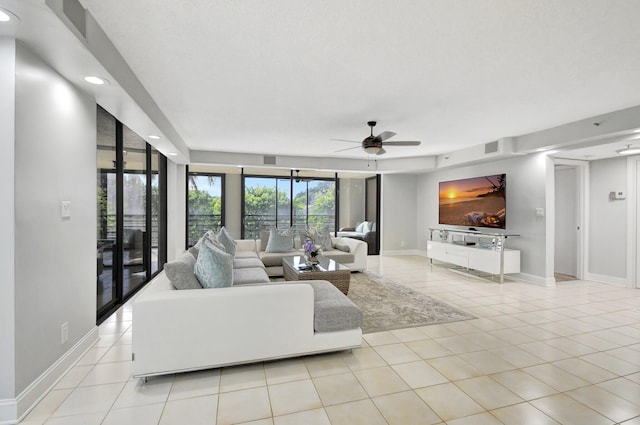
xmin=242 ymin=170 xmax=337 ymax=239
xmin=186 ymin=168 xmax=225 ymax=247
xmin=96 ymin=106 xmax=167 ymax=323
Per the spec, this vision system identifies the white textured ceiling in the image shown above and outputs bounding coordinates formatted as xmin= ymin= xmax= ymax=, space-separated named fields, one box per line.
xmin=72 ymin=0 xmax=640 ymax=159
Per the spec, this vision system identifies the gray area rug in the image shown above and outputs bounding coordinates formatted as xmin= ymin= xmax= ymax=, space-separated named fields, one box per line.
xmin=347 ymin=271 xmax=476 ymax=334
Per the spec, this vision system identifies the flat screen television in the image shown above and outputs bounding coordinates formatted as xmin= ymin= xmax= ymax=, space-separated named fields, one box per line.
xmin=439 ymin=174 xmax=506 ymax=229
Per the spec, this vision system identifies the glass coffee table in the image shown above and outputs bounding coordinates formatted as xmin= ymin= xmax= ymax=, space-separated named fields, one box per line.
xmin=282 ymin=255 xmax=351 ymax=294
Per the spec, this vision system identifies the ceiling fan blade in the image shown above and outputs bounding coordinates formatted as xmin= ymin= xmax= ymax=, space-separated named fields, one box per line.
xmin=334 ymin=145 xmax=362 ymax=153
xmin=373 ymin=131 xmax=396 ymax=143
xmin=330 ymin=138 xmax=361 ymax=144
xmin=381 ymin=141 xmax=421 ymax=146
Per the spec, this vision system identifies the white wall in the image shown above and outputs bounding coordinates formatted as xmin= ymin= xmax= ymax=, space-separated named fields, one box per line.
xmin=12 ymin=42 xmax=97 ymax=398
xmin=588 ymin=157 xmax=627 ymax=279
xmin=167 ymin=162 xmax=186 ymax=260
xmin=339 ymin=178 xmax=365 ymax=229
xmin=225 ymin=174 xmax=242 ymax=238
xmin=382 ymin=174 xmax=418 ymax=251
xmin=417 ymin=154 xmax=552 ymax=283
xmin=0 ymin=37 xmax=16 ymax=403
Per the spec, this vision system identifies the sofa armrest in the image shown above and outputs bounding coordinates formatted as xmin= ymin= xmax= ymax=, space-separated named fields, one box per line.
xmin=132 ymin=278 xmax=315 ymax=377
xmin=331 ymin=237 xmax=367 ymax=271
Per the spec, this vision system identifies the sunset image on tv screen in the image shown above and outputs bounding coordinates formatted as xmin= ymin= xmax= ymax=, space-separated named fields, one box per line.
xmin=439 ymin=174 xmax=506 ymax=229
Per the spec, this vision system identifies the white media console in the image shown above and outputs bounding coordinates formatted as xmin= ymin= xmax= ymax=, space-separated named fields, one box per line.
xmin=427 ymin=228 xmax=520 ymax=283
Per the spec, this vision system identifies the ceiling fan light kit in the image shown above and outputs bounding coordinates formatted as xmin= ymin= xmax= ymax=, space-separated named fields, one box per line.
xmin=333 ymin=121 xmax=421 ymax=156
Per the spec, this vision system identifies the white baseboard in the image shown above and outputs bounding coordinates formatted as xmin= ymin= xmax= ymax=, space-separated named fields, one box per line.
xmin=584 ymin=272 xmax=630 ymax=287
xmin=0 ymin=326 xmax=98 ymax=425
xmin=509 ymin=273 xmax=556 ymax=287
xmin=380 ymin=249 xmax=426 ymax=256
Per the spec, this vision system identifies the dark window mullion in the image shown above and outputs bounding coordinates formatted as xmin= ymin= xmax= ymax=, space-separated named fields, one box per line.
xmin=115 ymin=121 xmax=124 ymax=303
xmin=145 ymin=144 xmax=152 ymax=280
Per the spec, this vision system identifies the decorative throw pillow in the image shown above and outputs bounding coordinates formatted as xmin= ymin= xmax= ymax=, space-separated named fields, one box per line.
xmin=333 ymin=242 xmax=351 ymax=253
xmin=164 ymin=252 xmax=202 ymax=290
xmin=259 ymin=229 xmax=271 ymax=252
xmin=216 ymin=226 xmax=237 ymax=257
xmin=315 ymin=227 xmax=333 ymax=251
xmin=355 ymin=222 xmax=366 ymax=233
xmin=299 ymin=229 xmax=312 ymax=244
xmin=194 ymin=241 xmax=234 ymax=288
xmin=194 ymin=230 xmax=225 ymax=254
xmin=188 ymin=246 xmax=199 ymax=258
xmin=265 ymin=228 xmax=294 ymax=253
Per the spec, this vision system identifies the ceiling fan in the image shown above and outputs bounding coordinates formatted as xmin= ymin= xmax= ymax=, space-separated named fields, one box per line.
xmin=333 ymin=121 xmax=421 ymax=155
xmin=294 ymin=169 xmax=312 ymax=182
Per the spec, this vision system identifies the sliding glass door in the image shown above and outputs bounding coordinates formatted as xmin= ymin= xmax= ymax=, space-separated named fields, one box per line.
xmin=96 ymin=106 xmax=167 ymax=323
xmin=242 ymin=173 xmax=337 ymax=239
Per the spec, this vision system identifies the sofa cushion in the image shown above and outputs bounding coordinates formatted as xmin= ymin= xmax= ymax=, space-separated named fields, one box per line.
xmin=216 ymin=226 xmax=237 ymax=257
xmin=194 ymin=241 xmax=234 ymax=288
xmin=164 ymin=252 xmax=202 ymax=290
xmin=233 ymin=267 xmax=270 ymax=285
xmin=233 ymin=257 xmax=266 ymax=270
xmin=301 ymin=281 xmax=363 ymax=332
xmin=265 ymin=228 xmax=294 ymax=253
xmin=235 ymin=250 xmax=259 ymax=259
xmin=322 ymin=250 xmax=355 ymax=264
xmin=259 ymin=251 xmax=293 ymax=267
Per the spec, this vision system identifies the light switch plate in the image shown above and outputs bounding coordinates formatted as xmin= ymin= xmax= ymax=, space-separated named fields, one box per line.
xmin=61 ymin=201 xmax=71 ymax=218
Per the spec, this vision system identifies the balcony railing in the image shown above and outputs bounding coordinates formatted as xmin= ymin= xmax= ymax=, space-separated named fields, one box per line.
xmin=98 ymin=214 xmax=159 ymax=247
xmin=243 ymin=214 xmax=335 ymax=240
xmin=187 ymin=214 xmax=223 ymax=246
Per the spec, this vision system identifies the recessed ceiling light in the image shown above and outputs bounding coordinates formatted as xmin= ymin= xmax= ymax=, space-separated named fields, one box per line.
xmin=617 ymin=144 xmax=640 ymax=155
xmin=166 ymin=152 xmax=178 ymax=156
xmin=148 ymin=135 xmax=160 ymax=140
xmin=0 ymin=8 xmax=18 ymax=22
xmin=84 ymin=76 xmax=108 ymax=85
xmin=535 ymin=148 xmax=549 ymax=152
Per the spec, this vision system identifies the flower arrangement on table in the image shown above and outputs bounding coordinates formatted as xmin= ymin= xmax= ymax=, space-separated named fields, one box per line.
xmin=303 ymin=238 xmax=321 ymax=265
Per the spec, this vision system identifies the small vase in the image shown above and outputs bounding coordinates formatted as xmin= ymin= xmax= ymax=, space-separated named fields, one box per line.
xmin=305 ymin=253 xmax=319 ymax=265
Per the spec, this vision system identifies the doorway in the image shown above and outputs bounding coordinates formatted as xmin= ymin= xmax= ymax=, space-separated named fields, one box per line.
xmin=365 ymin=176 xmax=380 ymax=255
xmin=553 ymin=160 xmax=586 ymax=282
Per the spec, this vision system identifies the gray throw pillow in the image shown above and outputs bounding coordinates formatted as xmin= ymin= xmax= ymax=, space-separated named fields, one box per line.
xmin=194 ymin=230 xmax=225 ymax=253
xmin=265 ymin=228 xmax=293 ymax=253
xmin=194 ymin=241 xmax=234 ymax=288
xmin=216 ymin=226 xmax=237 ymax=257
xmin=316 ymin=227 xmax=333 ymax=251
xmin=259 ymin=229 xmax=271 ymax=252
xmin=334 ymin=242 xmax=351 ymax=252
xmin=164 ymin=252 xmax=202 ymax=290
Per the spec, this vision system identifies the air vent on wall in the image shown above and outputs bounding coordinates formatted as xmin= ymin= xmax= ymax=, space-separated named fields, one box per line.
xmin=484 ymin=141 xmax=499 ymax=154
xmin=263 ymin=155 xmax=276 ymax=165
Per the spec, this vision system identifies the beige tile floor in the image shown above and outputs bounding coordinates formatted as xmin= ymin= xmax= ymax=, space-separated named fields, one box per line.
xmin=20 ymin=255 xmax=640 ymax=425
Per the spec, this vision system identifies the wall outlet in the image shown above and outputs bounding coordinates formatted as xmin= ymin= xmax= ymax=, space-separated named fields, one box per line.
xmin=61 ymin=322 xmax=69 ymax=344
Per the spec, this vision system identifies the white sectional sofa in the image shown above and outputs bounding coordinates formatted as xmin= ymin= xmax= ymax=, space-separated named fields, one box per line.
xmin=131 ymin=272 xmax=362 ymax=378
xmin=256 ymin=236 xmax=368 ymax=277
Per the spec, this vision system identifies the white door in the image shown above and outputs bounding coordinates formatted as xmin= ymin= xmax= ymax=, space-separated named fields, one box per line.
xmin=555 ymin=166 xmax=578 ymax=277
